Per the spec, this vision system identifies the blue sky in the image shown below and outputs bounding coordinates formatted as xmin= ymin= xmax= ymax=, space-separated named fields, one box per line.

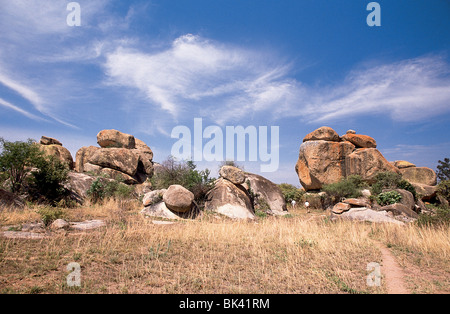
xmin=0 ymin=0 xmax=449 ymax=185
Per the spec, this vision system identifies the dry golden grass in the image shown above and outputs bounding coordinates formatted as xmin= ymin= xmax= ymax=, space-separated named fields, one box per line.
xmin=0 ymin=202 xmax=448 ymax=294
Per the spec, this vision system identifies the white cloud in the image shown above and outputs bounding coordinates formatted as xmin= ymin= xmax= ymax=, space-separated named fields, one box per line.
xmin=104 ymin=35 xmax=450 ymax=130
xmin=0 ymin=97 xmax=46 ymax=122
xmin=304 ymin=55 xmax=450 ymax=123
xmin=104 ymin=34 xmax=298 ymax=124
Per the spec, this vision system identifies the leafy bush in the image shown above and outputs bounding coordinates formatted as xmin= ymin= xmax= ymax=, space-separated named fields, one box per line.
xmin=376 ymin=191 xmax=402 ymax=206
xmin=0 ymin=138 xmax=43 ymax=193
xmin=322 ymin=175 xmax=365 ymax=202
xmin=437 ymin=180 xmax=450 ymax=204
xmin=371 ymin=172 xmax=417 ymax=200
xmin=150 ymin=157 xmax=215 ymax=206
xmin=30 ymin=155 xmax=69 ymax=205
xmin=278 ymin=183 xmax=304 ymax=203
xmin=87 ymin=178 xmax=135 ymax=203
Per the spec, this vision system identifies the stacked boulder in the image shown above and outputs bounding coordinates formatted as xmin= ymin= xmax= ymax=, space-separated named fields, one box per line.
xmin=39 ymin=136 xmax=74 ymax=170
xmin=75 ymin=130 xmax=154 ymax=185
xmin=296 ymin=127 xmax=400 ymax=191
xmin=394 ymin=161 xmax=438 ymax=202
xmin=204 ymin=166 xmax=288 ymax=220
xmin=141 ymin=185 xmax=198 ymax=220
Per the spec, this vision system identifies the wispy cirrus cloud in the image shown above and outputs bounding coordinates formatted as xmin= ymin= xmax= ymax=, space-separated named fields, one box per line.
xmin=104 ymin=34 xmax=450 ymax=131
xmin=305 ymin=55 xmax=450 ymax=123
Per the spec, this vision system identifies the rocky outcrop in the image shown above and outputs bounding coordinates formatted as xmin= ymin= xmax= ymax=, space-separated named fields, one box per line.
xmin=296 ymin=127 xmax=401 ymax=190
xmin=75 ymin=130 xmax=154 ymax=185
xmin=345 ymin=148 xmax=400 ymax=183
xmin=89 ymin=148 xmax=140 ymax=177
xmin=39 ymin=136 xmax=74 ymax=170
xmin=219 ymin=166 xmax=246 ymax=185
xmin=97 ymin=129 xmax=135 ymax=149
xmin=341 ymin=133 xmax=377 ymax=149
xmin=40 ymin=136 xmax=62 ymax=146
xmin=205 ymin=178 xmax=255 ymax=220
xmin=400 ymin=167 xmax=437 ymax=186
xmin=303 ymin=126 xmax=340 ymax=142
xmin=243 ymin=173 xmax=288 ymax=215
xmin=141 ymin=187 xmax=198 ymax=220
xmin=75 ymin=146 xmax=99 ymax=173
xmin=394 ymin=160 xmax=416 ymax=169
xmin=296 ymin=140 xmax=355 ymax=190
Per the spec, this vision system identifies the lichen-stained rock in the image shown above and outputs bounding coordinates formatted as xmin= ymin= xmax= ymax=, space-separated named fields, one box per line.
xmin=341 ymin=133 xmax=377 ymax=149
xmin=303 ymin=126 xmax=341 ymax=143
xmin=296 ymin=140 xmax=355 ymax=190
xmin=219 ymin=166 xmax=246 ymax=185
xmin=88 ymin=148 xmax=140 ymax=177
xmin=345 ymin=148 xmax=400 ymax=183
xmin=40 ymin=144 xmax=74 ymax=170
xmin=75 ymin=146 xmax=100 ymax=173
xmin=97 ymin=129 xmax=136 ymax=149
xmin=205 ymin=178 xmax=255 ymax=220
xmin=400 ymin=167 xmax=437 ymax=186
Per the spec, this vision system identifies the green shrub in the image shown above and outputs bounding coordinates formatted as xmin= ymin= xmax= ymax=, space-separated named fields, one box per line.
xmin=437 ymin=180 xmax=450 ymax=203
xmin=30 ymin=155 xmax=69 ymax=205
xmin=371 ymin=172 xmax=417 ymax=200
xmin=278 ymin=183 xmax=305 ymax=203
xmin=417 ymin=206 xmax=450 ymax=228
xmin=150 ymin=157 xmax=215 ymax=206
xmin=322 ymin=175 xmax=364 ymax=202
xmin=87 ymin=178 xmax=135 ymax=203
xmin=0 ymin=138 xmax=43 ymax=193
xmin=376 ymin=191 xmax=402 ymax=206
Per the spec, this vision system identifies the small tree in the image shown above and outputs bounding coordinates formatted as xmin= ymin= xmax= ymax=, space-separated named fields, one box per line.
xmin=0 ymin=138 xmax=43 ymax=193
xmin=437 ymin=158 xmax=450 ymax=182
xmin=278 ymin=183 xmax=304 ymax=203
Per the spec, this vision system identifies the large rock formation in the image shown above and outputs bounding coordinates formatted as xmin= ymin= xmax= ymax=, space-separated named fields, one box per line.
xmin=39 ymin=136 xmax=74 ymax=170
xmin=243 ymin=172 xmax=288 ymax=215
xmin=296 ymin=127 xmax=400 ymax=190
xmin=74 ymin=130 xmax=154 ymax=185
xmin=345 ymin=148 xmax=400 ymax=183
xmin=205 ymin=178 xmax=255 ymax=220
xmin=296 ymin=139 xmax=355 ymax=190
xmin=400 ymin=167 xmax=437 ymax=186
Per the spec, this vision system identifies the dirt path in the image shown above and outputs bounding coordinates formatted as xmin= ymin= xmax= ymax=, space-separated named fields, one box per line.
xmin=374 ymin=241 xmax=410 ymax=294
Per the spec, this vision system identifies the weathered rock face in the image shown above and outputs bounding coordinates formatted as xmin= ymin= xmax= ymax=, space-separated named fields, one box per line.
xmin=303 ymin=126 xmax=340 ymax=142
xmin=142 ymin=189 xmax=166 ymax=207
xmin=97 ymin=129 xmax=135 ymax=149
xmin=345 ymin=148 xmax=400 ymax=183
xmin=394 ymin=160 xmax=416 ymax=169
xmin=40 ymin=136 xmax=62 ymax=146
xmin=243 ymin=173 xmax=287 ymax=214
xmin=205 ymin=178 xmax=255 ymax=220
xmin=296 ymin=140 xmax=355 ymax=190
xmin=88 ymin=148 xmax=140 ymax=177
xmin=75 ymin=146 xmax=100 ymax=173
xmin=75 ymin=131 xmax=154 ymax=185
xmin=341 ymin=133 xmax=377 ymax=149
xmin=64 ymin=172 xmax=96 ymax=203
xmin=163 ymin=185 xmax=194 ymax=213
xmin=220 ymin=166 xmax=246 ymax=185
xmin=411 ymin=183 xmax=437 ymax=201
xmin=400 ymin=167 xmax=437 ymax=186
xmin=40 ymin=144 xmax=74 ymax=170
